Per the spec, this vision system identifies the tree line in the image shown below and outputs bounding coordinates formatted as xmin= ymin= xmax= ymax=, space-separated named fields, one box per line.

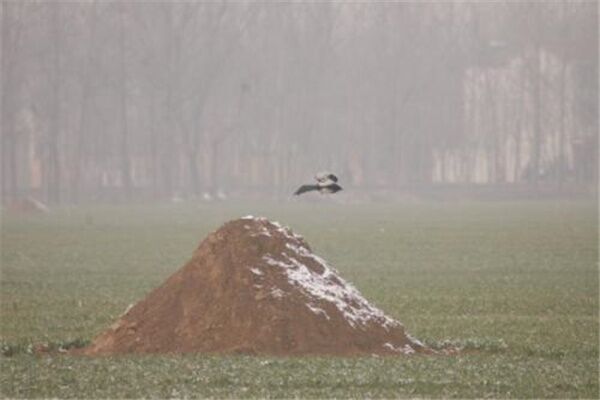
xmin=1 ymin=2 xmax=597 ymax=204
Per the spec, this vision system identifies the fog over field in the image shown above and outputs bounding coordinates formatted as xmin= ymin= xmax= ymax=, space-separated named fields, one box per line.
xmin=1 ymin=3 xmax=599 ymax=398
xmin=1 ymin=1 xmax=597 ymax=204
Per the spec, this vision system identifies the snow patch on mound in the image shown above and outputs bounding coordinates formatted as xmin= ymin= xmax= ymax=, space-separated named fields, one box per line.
xmin=246 ymin=218 xmax=401 ymax=330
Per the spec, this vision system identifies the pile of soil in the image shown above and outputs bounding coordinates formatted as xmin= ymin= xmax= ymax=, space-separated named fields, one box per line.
xmin=6 ymin=196 xmax=48 ymax=215
xmin=82 ymin=216 xmax=429 ymax=356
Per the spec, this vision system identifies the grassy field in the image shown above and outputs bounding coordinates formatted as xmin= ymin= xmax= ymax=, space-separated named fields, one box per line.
xmin=1 ymin=200 xmax=598 ymax=398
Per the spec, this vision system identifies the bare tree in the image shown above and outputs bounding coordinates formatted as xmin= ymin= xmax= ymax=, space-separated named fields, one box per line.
xmin=0 ymin=2 xmax=24 ymax=203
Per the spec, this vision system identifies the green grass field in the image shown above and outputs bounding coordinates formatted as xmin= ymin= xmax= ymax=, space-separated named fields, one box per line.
xmin=1 ymin=201 xmax=598 ymax=398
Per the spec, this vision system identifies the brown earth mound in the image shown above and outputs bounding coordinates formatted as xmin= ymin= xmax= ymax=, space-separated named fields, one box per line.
xmin=82 ymin=216 xmax=430 ymax=356
xmin=6 ymin=196 xmax=49 ymax=215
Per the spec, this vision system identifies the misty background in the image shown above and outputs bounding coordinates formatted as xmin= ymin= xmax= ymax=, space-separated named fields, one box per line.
xmin=1 ymin=1 xmax=598 ymax=205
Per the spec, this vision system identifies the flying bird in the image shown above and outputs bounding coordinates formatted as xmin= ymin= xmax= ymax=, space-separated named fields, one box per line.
xmin=294 ymin=172 xmax=343 ymax=196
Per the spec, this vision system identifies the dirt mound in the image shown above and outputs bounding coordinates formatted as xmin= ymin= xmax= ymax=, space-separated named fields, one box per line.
xmin=6 ymin=196 xmax=49 ymax=215
xmin=82 ymin=216 xmax=430 ymax=356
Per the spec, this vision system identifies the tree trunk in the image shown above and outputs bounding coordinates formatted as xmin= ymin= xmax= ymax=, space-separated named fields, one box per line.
xmin=73 ymin=2 xmax=97 ymax=203
xmin=1 ymin=2 xmax=19 ymax=203
xmin=210 ymin=139 xmax=219 ymax=196
xmin=118 ymin=4 xmax=132 ymax=198
xmin=531 ymin=44 xmax=542 ymax=185
xmin=150 ymin=95 xmax=160 ymax=198
xmin=47 ymin=3 xmax=62 ymax=204
xmin=188 ymin=150 xmax=200 ymax=196
xmin=557 ymin=58 xmax=567 ymax=188
xmin=161 ymin=3 xmax=177 ymax=199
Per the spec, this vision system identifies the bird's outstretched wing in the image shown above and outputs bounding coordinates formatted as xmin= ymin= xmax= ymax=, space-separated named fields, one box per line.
xmin=320 ymin=183 xmax=343 ymax=194
xmin=293 ymin=184 xmax=320 ymax=196
xmin=315 ymin=171 xmax=338 ymax=183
